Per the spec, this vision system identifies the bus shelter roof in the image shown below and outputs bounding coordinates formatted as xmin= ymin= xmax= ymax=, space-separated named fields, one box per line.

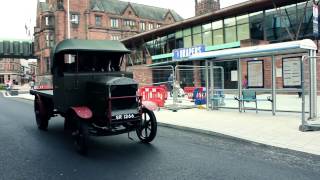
xmin=189 ymin=39 xmax=317 ymax=61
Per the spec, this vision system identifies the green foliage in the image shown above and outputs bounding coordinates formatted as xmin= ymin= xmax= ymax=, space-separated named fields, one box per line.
xmin=0 ymin=84 xmax=5 ymax=90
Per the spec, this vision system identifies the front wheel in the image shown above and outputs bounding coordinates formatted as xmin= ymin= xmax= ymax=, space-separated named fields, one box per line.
xmin=136 ymin=108 xmax=157 ymax=143
xmin=73 ymin=120 xmax=89 ymax=155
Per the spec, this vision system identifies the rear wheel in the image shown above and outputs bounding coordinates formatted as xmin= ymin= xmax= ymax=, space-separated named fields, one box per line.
xmin=34 ymin=96 xmax=50 ymax=130
xmin=136 ymin=108 xmax=157 ymax=143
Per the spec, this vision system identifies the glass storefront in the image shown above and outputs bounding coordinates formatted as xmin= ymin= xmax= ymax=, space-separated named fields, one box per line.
xmin=137 ymin=1 xmax=315 ymax=65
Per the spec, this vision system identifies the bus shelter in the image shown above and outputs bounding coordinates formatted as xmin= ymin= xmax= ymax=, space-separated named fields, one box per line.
xmin=189 ymin=39 xmax=318 ymax=131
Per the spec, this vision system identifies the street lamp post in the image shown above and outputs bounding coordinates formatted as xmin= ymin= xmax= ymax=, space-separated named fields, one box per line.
xmin=67 ymin=0 xmax=71 ymax=39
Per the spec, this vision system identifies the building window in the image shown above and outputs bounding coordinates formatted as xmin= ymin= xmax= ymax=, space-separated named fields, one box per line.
xmin=249 ymin=11 xmax=264 ymax=40
xmin=46 ymin=33 xmax=54 ymax=48
xmin=148 ymin=23 xmax=154 ymax=30
xmin=224 ymin=17 xmax=237 ymax=43
xmin=140 ymin=22 xmax=146 ymax=31
xmin=57 ymin=0 xmax=64 ymax=10
xmin=95 ymin=15 xmax=102 ymax=27
xmin=192 ymin=25 xmax=202 ymax=46
xmin=225 ymin=26 xmax=237 ymax=43
xmin=111 ymin=35 xmax=121 ymax=40
xmin=213 ymin=29 xmax=223 ymax=45
xmin=45 ymin=57 xmax=51 ymax=74
xmin=0 ymin=64 xmax=3 ymax=70
xmin=202 ymin=31 xmax=212 ymax=46
xmin=110 ymin=18 xmax=119 ymax=28
xmin=156 ymin=24 xmax=161 ymax=28
xmin=70 ymin=13 xmax=79 ymax=25
xmin=236 ymin=14 xmax=250 ymax=40
xmin=183 ymin=28 xmax=192 ymax=48
xmin=45 ymin=16 xmax=54 ymax=26
xmin=202 ymin=23 xmax=212 ymax=46
xmin=124 ymin=19 xmax=136 ymax=28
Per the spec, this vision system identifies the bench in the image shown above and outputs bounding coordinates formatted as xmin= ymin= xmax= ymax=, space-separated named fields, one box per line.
xmin=235 ymin=90 xmax=272 ymax=113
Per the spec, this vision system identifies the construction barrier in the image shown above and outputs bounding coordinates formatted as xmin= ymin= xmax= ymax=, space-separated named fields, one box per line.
xmin=158 ymin=84 xmax=168 ymax=100
xmin=138 ymin=86 xmax=167 ymax=107
xmin=184 ymin=87 xmax=198 ymax=99
xmin=193 ymin=87 xmax=206 ymax=105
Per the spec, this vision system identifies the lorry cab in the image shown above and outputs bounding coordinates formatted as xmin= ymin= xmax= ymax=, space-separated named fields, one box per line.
xmin=51 ymin=39 xmax=135 ymax=114
xmin=31 ymin=39 xmax=157 ymax=154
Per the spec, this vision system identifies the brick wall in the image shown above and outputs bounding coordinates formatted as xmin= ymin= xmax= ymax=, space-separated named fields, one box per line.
xmin=34 ymin=0 xmax=178 ymax=78
xmin=195 ymin=0 xmax=220 ymax=16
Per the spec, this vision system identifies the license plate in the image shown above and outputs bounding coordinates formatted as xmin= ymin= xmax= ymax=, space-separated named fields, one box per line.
xmin=115 ymin=114 xmax=135 ymax=120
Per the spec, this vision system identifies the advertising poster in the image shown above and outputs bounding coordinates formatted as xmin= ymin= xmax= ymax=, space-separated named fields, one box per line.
xmin=282 ymin=57 xmax=302 ymax=88
xmin=247 ymin=60 xmax=264 ymax=88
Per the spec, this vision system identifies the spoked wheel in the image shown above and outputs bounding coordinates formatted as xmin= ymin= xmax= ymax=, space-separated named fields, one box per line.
xmin=73 ymin=118 xmax=89 ymax=155
xmin=136 ymin=108 xmax=157 ymax=143
xmin=34 ymin=97 xmax=49 ymax=131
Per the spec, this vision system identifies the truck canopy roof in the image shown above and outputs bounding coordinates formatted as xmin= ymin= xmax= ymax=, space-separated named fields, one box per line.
xmin=52 ymin=39 xmax=130 ymax=60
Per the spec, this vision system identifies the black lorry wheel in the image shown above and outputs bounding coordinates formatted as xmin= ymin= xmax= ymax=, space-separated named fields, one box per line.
xmin=73 ymin=120 xmax=89 ymax=155
xmin=136 ymin=108 xmax=157 ymax=143
xmin=34 ymin=97 xmax=49 ymax=131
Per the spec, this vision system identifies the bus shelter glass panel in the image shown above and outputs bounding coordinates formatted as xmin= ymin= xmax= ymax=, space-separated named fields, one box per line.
xmin=211 ymin=60 xmax=238 ymax=109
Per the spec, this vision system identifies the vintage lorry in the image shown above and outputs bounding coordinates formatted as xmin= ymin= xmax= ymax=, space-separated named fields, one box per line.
xmin=30 ymin=39 xmax=157 ymax=154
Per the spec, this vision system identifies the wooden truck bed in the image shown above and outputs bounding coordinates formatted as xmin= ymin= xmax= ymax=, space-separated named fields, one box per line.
xmin=30 ymin=89 xmax=54 ymax=99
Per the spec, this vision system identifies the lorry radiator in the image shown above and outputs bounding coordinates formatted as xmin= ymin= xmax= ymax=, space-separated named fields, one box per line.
xmin=110 ymin=85 xmax=138 ymax=110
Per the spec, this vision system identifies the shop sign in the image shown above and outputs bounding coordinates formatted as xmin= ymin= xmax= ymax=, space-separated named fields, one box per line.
xmin=172 ymin=45 xmax=205 ymax=60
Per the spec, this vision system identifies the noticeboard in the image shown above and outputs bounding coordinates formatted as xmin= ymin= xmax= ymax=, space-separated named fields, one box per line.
xmin=247 ymin=60 xmax=264 ymax=88
xmin=282 ymin=57 xmax=302 ymax=88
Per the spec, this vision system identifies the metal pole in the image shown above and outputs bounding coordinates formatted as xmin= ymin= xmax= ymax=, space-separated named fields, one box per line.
xmin=205 ymin=60 xmax=209 ymax=110
xmin=272 ymin=56 xmax=276 ymax=115
xmin=67 ymin=0 xmax=72 ymax=64
xmin=301 ymin=55 xmax=306 ymax=129
xmin=210 ymin=61 xmax=214 ymax=109
xmin=309 ymin=51 xmax=314 ymax=119
xmin=237 ymin=58 xmax=242 ymax=112
xmin=220 ymin=67 xmax=225 ymax=90
xmin=312 ymin=51 xmax=318 ymax=118
xmin=173 ymin=65 xmax=177 ymax=109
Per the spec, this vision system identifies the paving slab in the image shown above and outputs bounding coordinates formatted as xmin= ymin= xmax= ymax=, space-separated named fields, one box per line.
xmin=155 ymin=108 xmax=320 ymax=155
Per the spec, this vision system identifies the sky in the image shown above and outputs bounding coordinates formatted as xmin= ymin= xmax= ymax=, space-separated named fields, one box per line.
xmin=0 ymin=0 xmax=248 ymax=40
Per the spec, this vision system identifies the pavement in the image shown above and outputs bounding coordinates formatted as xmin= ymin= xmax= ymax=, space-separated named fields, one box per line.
xmin=2 ymin=87 xmax=320 ymax=156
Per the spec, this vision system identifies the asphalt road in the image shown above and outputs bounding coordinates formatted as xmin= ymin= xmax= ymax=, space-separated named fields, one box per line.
xmin=0 ymin=94 xmax=320 ymax=180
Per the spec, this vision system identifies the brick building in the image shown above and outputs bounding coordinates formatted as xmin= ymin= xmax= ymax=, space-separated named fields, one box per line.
xmin=0 ymin=58 xmax=22 ymax=84
xmin=34 ymin=0 xmax=183 ymax=82
xmin=195 ymin=0 xmax=220 ymax=16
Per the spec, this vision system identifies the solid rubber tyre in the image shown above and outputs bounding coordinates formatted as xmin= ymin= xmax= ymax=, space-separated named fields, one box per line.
xmin=34 ymin=97 xmax=49 ymax=131
xmin=136 ymin=108 xmax=157 ymax=143
xmin=73 ymin=119 xmax=89 ymax=155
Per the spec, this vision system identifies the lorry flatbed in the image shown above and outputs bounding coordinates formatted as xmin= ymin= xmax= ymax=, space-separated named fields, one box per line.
xmin=30 ymin=89 xmax=53 ymax=98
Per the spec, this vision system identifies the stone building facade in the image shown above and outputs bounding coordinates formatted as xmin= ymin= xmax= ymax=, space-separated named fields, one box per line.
xmin=195 ymin=0 xmax=220 ymax=16
xmin=0 ymin=58 xmax=22 ymax=84
xmin=34 ymin=0 xmax=183 ymax=82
